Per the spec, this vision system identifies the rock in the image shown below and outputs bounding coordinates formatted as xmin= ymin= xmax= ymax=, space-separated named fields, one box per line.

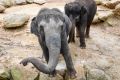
xmin=92 ymin=10 xmax=113 ymax=24
xmin=26 ymin=0 xmax=34 ymax=4
xmin=106 ymin=15 xmax=120 ymax=27
xmin=34 ymin=0 xmax=46 ymax=5
xmin=0 ymin=0 xmax=5 ymax=6
xmin=64 ymin=64 xmax=86 ymax=80
xmin=0 ymin=0 xmax=15 ymax=7
xmin=98 ymin=10 xmax=113 ymax=21
xmin=113 ymin=3 xmax=120 ymax=15
xmin=10 ymin=67 xmax=23 ymax=80
xmin=92 ymin=14 xmax=101 ymax=24
xmin=95 ymin=57 xmax=114 ymax=70
xmin=39 ymin=73 xmax=63 ymax=80
xmin=0 ymin=5 xmax=5 ymax=13
xmin=95 ymin=0 xmax=102 ymax=5
xmin=102 ymin=0 xmax=120 ymax=9
xmin=3 ymin=14 xmax=29 ymax=28
xmin=0 ymin=64 xmax=10 ymax=80
xmin=0 ymin=0 xmax=4 ymax=6
xmin=15 ymin=0 xmax=26 ymax=5
xmin=87 ymin=69 xmax=111 ymax=80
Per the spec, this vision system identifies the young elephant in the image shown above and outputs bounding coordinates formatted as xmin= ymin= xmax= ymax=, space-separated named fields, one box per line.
xmin=65 ymin=0 xmax=97 ymax=49
xmin=20 ymin=8 xmax=76 ymax=78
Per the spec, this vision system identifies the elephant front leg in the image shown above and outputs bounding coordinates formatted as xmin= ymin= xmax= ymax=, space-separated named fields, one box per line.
xmin=61 ymin=34 xmax=76 ymax=79
xmin=79 ymin=14 xmax=87 ymax=49
xmin=39 ymin=43 xmax=57 ymax=77
xmin=79 ymin=26 xmax=86 ymax=49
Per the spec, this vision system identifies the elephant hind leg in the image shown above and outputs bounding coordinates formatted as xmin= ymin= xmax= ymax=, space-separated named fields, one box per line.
xmin=85 ymin=24 xmax=90 ymax=38
xmin=76 ymin=24 xmax=80 ymax=37
xmin=68 ymin=27 xmax=75 ymax=43
xmin=86 ymin=14 xmax=96 ymax=38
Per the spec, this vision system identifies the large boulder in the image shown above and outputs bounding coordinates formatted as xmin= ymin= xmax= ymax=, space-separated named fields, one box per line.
xmin=98 ymin=10 xmax=113 ymax=21
xmin=0 ymin=5 xmax=5 ymax=13
xmin=105 ymin=15 xmax=120 ymax=27
xmin=34 ymin=0 xmax=46 ymax=5
xmin=26 ymin=0 xmax=34 ymax=4
xmin=15 ymin=0 xmax=26 ymax=5
xmin=10 ymin=67 xmax=23 ymax=80
xmin=3 ymin=14 xmax=29 ymax=28
xmin=92 ymin=14 xmax=101 ymax=24
xmin=92 ymin=10 xmax=113 ymax=24
xmin=113 ymin=3 xmax=120 ymax=15
xmin=87 ymin=69 xmax=111 ymax=80
xmin=0 ymin=0 xmax=4 ymax=6
xmin=95 ymin=0 xmax=102 ymax=5
xmin=0 ymin=0 xmax=15 ymax=7
xmin=102 ymin=0 xmax=120 ymax=9
xmin=0 ymin=64 xmax=10 ymax=80
xmin=95 ymin=57 xmax=114 ymax=70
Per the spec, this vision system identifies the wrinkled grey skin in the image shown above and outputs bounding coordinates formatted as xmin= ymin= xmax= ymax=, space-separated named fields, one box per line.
xmin=20 ymin=8 xmax=76 ymax=78
xmin=65 ymin=0 xmax=97 ymax=49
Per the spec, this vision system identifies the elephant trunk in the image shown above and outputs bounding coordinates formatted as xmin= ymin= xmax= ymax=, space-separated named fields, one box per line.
xmin=27 ymin=49 xmax=59 ymax=74
xmin=22 ymin=34 xmax=61 ymax=74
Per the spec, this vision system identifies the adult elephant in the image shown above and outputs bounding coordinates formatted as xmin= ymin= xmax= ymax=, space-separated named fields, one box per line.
xmin=20 ymin=8 xmax=76 ymax=79
xmin=65 ymin=0 xmax=97 ymax=48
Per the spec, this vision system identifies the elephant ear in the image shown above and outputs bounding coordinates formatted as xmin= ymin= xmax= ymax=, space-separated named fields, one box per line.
xmin=31 ymin=17 xmax=39 ymax=36
xmin=64 ymin=3 xmax=71 ymax=16
xmin=81 ymin=6 xmax=87 ymax=15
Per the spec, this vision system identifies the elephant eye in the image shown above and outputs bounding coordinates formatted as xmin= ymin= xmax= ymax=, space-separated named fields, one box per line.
xmin=39 ymin=25 xmax=44 ymax=33
xmin=40 ymin=25 xmax=44 ymax=29
xmin=60 ymin=25 xmax=64 ymax=31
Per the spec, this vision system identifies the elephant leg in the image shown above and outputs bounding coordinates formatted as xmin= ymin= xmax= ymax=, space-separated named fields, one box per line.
xmin=76 ymin=23 xmax=80 ymax=37
xmin=79 ymin=25 xmax=86 ymax=49
xmin=79 ymin=13 xmax=87 ymax=49
xmin=86 ymin=16 xmax=94 ymax=38
xmin=61 ymin=34 xmax=76 ymax=79
xmin=86 ymin=24 xmax=90 ymax=38
xmin=68 ymin=26 xmax=75 ymax=43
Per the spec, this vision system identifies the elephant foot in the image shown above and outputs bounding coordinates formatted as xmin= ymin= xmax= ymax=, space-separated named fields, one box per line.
xmin=76 ymin=35 xmax=80 ymax=38
xmin=68 ymin=39 xmax=75 ymax=43
xmin=49 ymin=70 xmax=57 ymax=77
xmin=67 ymin=70 xmax=77 ymax=79
xmin=76 ymin=33 xmax=80 ymax=38
xmin=80 ymin=43 xmax=86 ymax=49
xmin=85 ymin=34 xmax=90 ymax=38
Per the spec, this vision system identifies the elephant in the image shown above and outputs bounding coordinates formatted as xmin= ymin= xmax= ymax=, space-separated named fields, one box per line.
xmin=20 ymin=8 xmax=76 ymax=79
xmin=64 ymin=0 xmax=97 ymax=49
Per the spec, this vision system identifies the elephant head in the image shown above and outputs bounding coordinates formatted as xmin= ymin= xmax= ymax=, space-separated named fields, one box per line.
xmin=65 ymin=2 xmax=87 ymax=24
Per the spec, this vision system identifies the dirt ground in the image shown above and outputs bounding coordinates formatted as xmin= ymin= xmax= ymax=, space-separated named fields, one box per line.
xmin=0 ymin=1 xmax=120 ymax=80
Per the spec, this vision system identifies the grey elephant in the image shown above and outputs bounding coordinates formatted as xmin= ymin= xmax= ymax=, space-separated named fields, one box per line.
xmin=20 ymin=8 xmax=76 ymax=79
xmin=65 ymin=0 xmax=97 ymax=48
